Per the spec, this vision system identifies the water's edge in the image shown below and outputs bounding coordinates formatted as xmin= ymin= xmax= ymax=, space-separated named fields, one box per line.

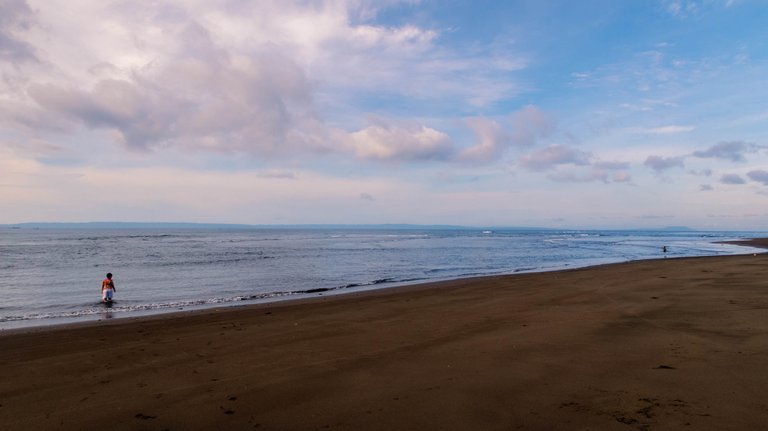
xmin=2 ymin=237 xmax=764 ymax=331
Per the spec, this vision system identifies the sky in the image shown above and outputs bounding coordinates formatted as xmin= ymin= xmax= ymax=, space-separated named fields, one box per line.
xmin=1 ymin=0 xmax=767 ymax=229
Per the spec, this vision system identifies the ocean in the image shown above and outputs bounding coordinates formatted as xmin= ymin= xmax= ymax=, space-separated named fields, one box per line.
xmin=0 ymin=227 xmax=763 ymax=329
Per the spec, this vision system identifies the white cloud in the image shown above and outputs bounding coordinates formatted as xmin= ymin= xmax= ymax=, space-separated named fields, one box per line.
xmin=519 ymin=144 xmax=592 ymax=171
xmin=545 ymin=162 xmax=632 ymax=184
xmin=662 ymin=0 xmax=701 ymax=17
xmin=630 ymin=125 xmax=695 ymax=134
xmin=0 ymin=0 xmax=36 ymax=61
xmin=458 ymin=117 xmax=509 ymax=163
xmin=459 ymin=105 xmax=554 ymax=163
xmin=0 ymin=135 xmax=62 ymax=157
xmin=512 ymin=140 xmax=633 ymax=183
xmin=747 ymin=170 xmax=768 ymax=185
xmin=692 ymin=141 xmax=764 ymax=162
xmin=662 ymin=0 xmax=740 ymax=18
xmin=348 ymin=116 xmax=454 ymax=162
xmin=644 ymin=155 xmax=685 ymax=172
xmin=720 ymin=173 xmax=746 ymax=184
xmin=2 ymin=0 xmax=529 ymax=163
xmin=612 ymin=171 xmax=633 ymax=183
xmin=5 ymin=4 xmax=324 ymax=156
xmin=508 ymin=105 xmax=555 ymax=146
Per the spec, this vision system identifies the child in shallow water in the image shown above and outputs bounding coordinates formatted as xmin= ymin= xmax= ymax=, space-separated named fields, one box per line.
xmin=101 ymin=273 xmax=116 ymax=302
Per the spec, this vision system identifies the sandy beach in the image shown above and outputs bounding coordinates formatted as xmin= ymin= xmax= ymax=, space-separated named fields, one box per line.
xmin=1 ymin=239 xmax=768 ymax=430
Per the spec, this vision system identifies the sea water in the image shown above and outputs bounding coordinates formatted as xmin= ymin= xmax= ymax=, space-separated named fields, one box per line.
xmin=0 ymin=227 xmax=763 ymax=329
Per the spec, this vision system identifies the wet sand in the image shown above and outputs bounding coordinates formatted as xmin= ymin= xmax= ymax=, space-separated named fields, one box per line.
xmin=1 ymin=240 xmax=768 ymax=430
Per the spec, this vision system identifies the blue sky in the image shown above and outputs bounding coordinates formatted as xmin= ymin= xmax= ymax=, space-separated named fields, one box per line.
xmin=1 ymin=0 xmax=767 ymax=229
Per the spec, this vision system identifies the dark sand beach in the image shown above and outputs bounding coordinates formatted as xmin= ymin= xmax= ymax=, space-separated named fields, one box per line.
xmin=1 ymin=239 xmax=768 ymax=430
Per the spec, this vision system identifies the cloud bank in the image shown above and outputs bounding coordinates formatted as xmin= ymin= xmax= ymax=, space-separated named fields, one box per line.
xmin=692 ymin=141 xmax=764 ymax=162
xmin=1 ymin=0 xmax=533 ymax=165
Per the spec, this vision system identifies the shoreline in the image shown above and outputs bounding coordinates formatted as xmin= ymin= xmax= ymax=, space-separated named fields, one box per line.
xmin=1 ymin=239 xmax=768 ymax=429
xmin=3 ymin=239 xmax=765 ymax=337
xmin=718 ymin=237 xmax=768 ymax=248
xmin=2 ymin=237 xmax=765 ymax=332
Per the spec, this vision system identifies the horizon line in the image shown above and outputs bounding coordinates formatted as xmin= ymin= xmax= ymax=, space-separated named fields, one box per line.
xmin=1 ymin=221 xmax=750 ymax=232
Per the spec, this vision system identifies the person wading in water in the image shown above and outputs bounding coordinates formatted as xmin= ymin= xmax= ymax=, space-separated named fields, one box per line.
xmin=101 ymin=273 xmax=116 ymax=303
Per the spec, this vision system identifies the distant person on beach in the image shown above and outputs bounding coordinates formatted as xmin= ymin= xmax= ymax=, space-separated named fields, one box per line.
xmin=101 ymin=273 xmax=116 ymax=302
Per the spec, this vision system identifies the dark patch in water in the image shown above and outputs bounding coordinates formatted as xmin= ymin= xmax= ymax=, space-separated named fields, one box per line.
xmin=304 ymin=287 xmax=330 ymax=293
